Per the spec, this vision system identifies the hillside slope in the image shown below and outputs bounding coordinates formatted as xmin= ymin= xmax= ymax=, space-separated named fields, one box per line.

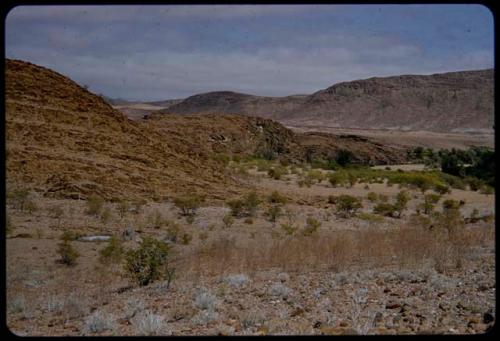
xmin=5 ymin=59 xmax=239 ymax=201
xmin=164 ymin=70 xmax=493 ymax=133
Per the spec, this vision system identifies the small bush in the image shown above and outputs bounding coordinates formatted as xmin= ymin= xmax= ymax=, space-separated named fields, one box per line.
xmin=84 ymin=311 xmax=115 ymax=334
xmin=268 ymin=191 xmax=287 ymax=204
xmin=327 ymin=195 xmax=338 ymax=204
xmin=117 ymin=200 xmax=130 ymax=218
xmin=373 ymin=203 xmax=397 ymax=217
xmin=302 ymin=217 xmax=321 ymax=236
xmin=244 ymin=218 xmax=254 ymax=225
xmin=442 ymin=199 xmax=461 ymax=211
xmin=306 ymin=169 xmax=326 ymax=184
xmin=268 ymin=166 xmax=288 ymax=180
xmin=136 ymin=311 xmax=164 ymax=336
xmin=165 ymin=223 xmax=181 ymax=243
xmin=57 ymin=240 xmax=79 ymax=266
xmin=124 ymin=236 xmax=175 ymax=287
xmin=329 ymin=172 xmax=347 ymax=188
xmin=222 ymin=214 xmax=234 ymax=228
xmin=265 ymin=204 xmax=283 ymax=223
xmin=378 ymin=194 xmax=389 ymax=203
xmin=393 ymin=190 xmax=410 ymax=218
xmin=366 ymin=192 xmax=378 ymax=202
xmin=174 ymin=195 xmax=203 ymax=216
xmin=100 ymin=206 xmax=113 ymax=224
xmin=335 ymin=195 xmax=362 ymax=218
xmin=357 ymin=212 xmax=384 ymax=223
xmin=86 ymin=195 xmax=104 ymax=216
xmin=281 ymin=223 xmax=298 ymax=236
xmin=227 ymin=192 xmax=261 ymax=218
xmin=99 ymin=236 xmax=124 ymax=264
xmin=181 ymin=233 xmax=192 ymax=245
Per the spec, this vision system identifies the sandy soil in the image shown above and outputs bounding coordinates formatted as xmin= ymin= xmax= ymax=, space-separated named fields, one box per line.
xmin=6 ymin=165 xmax=495 ymax=336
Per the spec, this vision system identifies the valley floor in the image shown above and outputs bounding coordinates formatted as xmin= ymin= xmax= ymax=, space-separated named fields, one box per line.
xmin=6 ymin=164 xmax=495 ymax=335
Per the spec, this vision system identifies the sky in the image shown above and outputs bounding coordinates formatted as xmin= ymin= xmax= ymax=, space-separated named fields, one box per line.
xmin=5 ymin=4 xmax=494 ymax=101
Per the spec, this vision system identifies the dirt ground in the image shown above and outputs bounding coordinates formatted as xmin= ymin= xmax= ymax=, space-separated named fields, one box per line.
xmin=6 ymin=164 xmax=495 ymax=336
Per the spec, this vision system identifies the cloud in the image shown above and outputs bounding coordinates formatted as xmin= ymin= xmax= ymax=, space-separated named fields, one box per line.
xmin=5 ymin=5 xmax=493 ymax=101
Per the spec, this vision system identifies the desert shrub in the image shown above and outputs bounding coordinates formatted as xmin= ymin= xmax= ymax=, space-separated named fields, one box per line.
xmin=181 ymin=233 xmax=192 ymax=245
xmin=84 ymin=311 xmax=115 ymax=334
xmin=124 ymin=236 xmax=175 ymax=287
xmin=417 ymin=194 xmax=440 ymax=215
xmin=227 ymin=192 xmax=261 ymax=218
xmin=378 ymin=194 xmax=389 ymax=203
xmin=480 ymin=185 xmax=494 ymax=195
xmin=99 ymin=236 xmax=124 ymax=264
xmin=100 ymin=206 xmax=113 ymax=224
xmin=347 ymin=173 xmax=357 ymax=188
xmin=281 ymin=223 xmax=298 ymax=236
xmin=433 ymin=206 xmax=465 ymax=235
xmin=136 ymin=311 xmax=164 ymax=336
xmin=165 ymin=223 xmax=181 ymax=243
xmin=48 ymin=204 xmax=64 ymax=219
xmin=329 ymin=172 xmax=347 ymax=187
xmin=268 ymin=166 xmax=288 ymax=180
xmin=393 ymin=190 xmax=410 ymax=218
xmin=147 ymin=210 xmax=166 ymax=229
xmin=6 ymin=215 xmax=13 ymax=236
xmin=7 ymin=189 xmax=37 ymax=213
xmin=174 ymin=195 xmax=203 ymax=216
xmin=327 ymin=195 xmax=338 ymax=204
xmin=464 ymin=177 xmax=484 ymax=191
xmin=373 ymin=203 xmax=397 ymax=217
xmin=57 ymin=240 xmax=79 ymax=266
xmin=265 ymin=205 xmax=283 ymax=223
xmin=117 ymin=200 xmax=130 ymax=218
xmin=357 ymin=212 xmax=384 ymax=223
xmin=86 ymin=195 xmax=104 ymax=216
xmin=433 ymin=183 xmax=451 ymax=195
xmin=442 ymin=199 xmax=461 ymax=211
xmin=297 ymin=175 xmax=315 ymax=188
xmin=213 ymin=153 xmax=231 ymax=165
xmin=244 ymin=218 xmax=254 ymax=225
xmin=366 ymin=192 xmax=378 ymax=203
xmin=335 ymin=195 xmax=362 ymax=218
xmin=61 ymin=230 xmax=81 ymax=241
xmin=222 ymin=214 xmax=234 ymax=228
xmin=302 ymin=217 xmax=321 ymax=236
xmin=268 ymin=191 xmax=287 ymax=204
xmin=467 ymin=208 xmax=480 ymax=223
xmin=306 ymin=169 xmax=326 ymax=183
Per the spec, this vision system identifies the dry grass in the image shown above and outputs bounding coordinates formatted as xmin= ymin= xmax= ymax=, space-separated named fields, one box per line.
xmin=179 ymin=224 xmax=493 ymax=277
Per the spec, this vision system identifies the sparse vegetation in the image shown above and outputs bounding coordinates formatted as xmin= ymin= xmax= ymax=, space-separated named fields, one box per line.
xmin=226 ymin=191 xmax=261 ymax=218
xmin=222 ymin=214 xmax=234 ymax=228
xmin=85 ymin=195 xmax=104 ymax=217
xmin=335 ymin=195 xmax=362 ymax=218
xmin=268 ymin=191 xmax=287 ymax=204
xmin=57 ymin=239 xmax=79 ymax=266
xmin=174 ymin=195 xmax=203 ymax=217
xmin=302 ymin=217 xmax=321 ymax=236
xmin=99 ymin=236 xmax=124 ymax=264
xmin=124 ymin=236 xmax=175 ymax=287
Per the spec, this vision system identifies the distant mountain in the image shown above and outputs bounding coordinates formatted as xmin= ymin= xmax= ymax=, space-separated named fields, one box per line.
xmin=162 ymin=69 xmax=494 ymax=133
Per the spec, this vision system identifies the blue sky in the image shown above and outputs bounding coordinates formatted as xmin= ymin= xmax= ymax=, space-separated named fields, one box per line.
xmin=5 ymin=4 xmax=494 ymax=101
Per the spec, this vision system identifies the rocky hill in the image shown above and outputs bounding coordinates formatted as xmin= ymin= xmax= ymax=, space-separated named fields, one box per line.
xmin=5 ymin=59 xmax=240 ymax=201
xmin=164 ymin=70 xmax=494 ymax=133
xmin=5 ymin=59 xmax=407 ymax=201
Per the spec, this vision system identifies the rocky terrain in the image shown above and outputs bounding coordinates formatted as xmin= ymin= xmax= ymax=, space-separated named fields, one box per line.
xmin=162 ymin=69 xmax=493 ymax=134
xmin=5 ymin=58 xmax=495 ymax=336
xmin=5 ymin=59 xmax=407 ymax=201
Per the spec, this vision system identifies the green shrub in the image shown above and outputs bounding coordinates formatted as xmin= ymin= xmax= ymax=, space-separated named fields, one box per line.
xmin=268 ymin=166 xmax=288 ymax=180
xmin=281 ymin=223 xmax=298 ymax=235
xmin=442 ymin=199 xmax=461 ymax=211
xmin=358 ymin=212 xmax=384 ymax=223
xmin=335 ymin=195 xmax=362 ymax=218
xmin=99 ymin=236 xmax=124 ymax=264
xmin=306 ymin=170 xmax=326 ymax=183
xmin=7 ymin=189 xmax=37 ymax=213
xmin=174 ymin=195 xmax=203 ymax=216
xmin=165 ymin=223 xmax=181 ymax=243
xmin=86 ymin=195 xmax=104 ymax=216
xmin=268 ymin=191 xmax=287 ymax=204
xmin=100 ymin=206 xmax=113 ymax=224
xmin=57 ymin=240 xmax=79 ymax=266
xmin=328 ymin=195 xmax=338 ymax=204
xmin=124 ymin=236 xmax=174 ymax=287
xmin=480 ymin=185 xmax=494 ymax=195
xmin=181 ymin=233 xmax=192 ymax=245
xmin=366 ymin=192 xmax=378 ymax=202
xmin=227 ymin=192 xmax=261 ymax=218
xmin=433 ymin=183 xmax=451 ymax=195
xmin=393 ymin=190 xmax=410 ymax=218
xmin=417 ymin=193 xmax=441 ymax=215
xmin=265 ymin=204 xmax=283 ymax=223
xmin=222 ymin=214 xmax=234 ymax=228
xmin=302 ymin=217 xmax=321 ymax=236
xmin=329 ymin=172 xmax=347 ymax=188
xmin=117 ymin=200 xmax=130 ymax=219
xmin=373 ymin=203 xmax=397 ymax=217
xmin=378 ymin=194 xmax=389 ymax=203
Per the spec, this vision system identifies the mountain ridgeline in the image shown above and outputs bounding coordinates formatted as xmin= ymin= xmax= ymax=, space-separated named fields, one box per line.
xmin=162 ymin=69 xmax=494 ymax=133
